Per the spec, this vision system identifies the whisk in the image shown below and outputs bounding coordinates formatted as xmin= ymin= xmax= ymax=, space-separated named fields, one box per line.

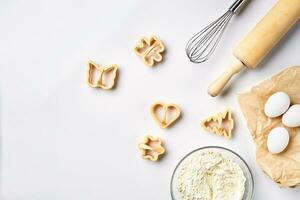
xmin=186 ymin=0 xmax=248 ymax=63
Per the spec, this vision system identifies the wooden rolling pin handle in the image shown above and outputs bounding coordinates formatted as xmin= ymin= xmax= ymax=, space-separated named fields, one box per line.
xmin=208 ymin=58 xmax=245 ymax=97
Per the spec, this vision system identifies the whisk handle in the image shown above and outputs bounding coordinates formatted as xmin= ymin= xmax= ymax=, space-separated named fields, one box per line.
xmin=208 ymin=58 xmax=245 ymax=97
xmin=229 ymin=0 xmax=248 ymax=13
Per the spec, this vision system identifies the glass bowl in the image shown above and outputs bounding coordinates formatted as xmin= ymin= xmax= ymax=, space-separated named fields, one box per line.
xmin=170 ymin=146 xmax=254 ymax=200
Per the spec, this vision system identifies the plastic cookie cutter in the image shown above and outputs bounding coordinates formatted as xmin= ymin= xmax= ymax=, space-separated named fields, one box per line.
xmin=201 ymin=109 xmax=234 ymax=139
xmin=86 ymin=61 xmax=118 ymax=90
xmin=150 ymin=102 xmax=181 ymax=129
xmin=138 ymin=135 xmax=165 ymax=161
xmin=134 ymin=36 xmax=165 ymax=67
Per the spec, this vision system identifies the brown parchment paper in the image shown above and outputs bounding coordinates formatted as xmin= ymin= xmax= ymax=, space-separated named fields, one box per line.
xmin=237 ymin=66 xmax=300 ymax=187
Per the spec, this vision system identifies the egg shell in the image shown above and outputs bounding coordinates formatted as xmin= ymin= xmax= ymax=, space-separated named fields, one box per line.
xmin=264 ymin=92 xmax=290 ymax=118
xmin=267 ymin=127 xmax=289 ymax=154
xmin=282 ymin=104 xmax=300 ymax=128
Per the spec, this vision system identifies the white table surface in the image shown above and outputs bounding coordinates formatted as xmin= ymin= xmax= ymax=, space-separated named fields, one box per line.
xmin=1 ymin=0 xmax=300 ymax=199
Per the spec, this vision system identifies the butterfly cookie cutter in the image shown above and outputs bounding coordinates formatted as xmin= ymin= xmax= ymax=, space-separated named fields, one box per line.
xmin=150 ymin=102 xmax=181 ymax=129
xmin=134 ymin=36 xmax=165 ymax=67
xmin=138 ymin=135 xmax=165 ymax=161
xmin=201 ymin=109 xmax=234 ymax=139
xmin=86 ymin=61 xmax=118 ymax=89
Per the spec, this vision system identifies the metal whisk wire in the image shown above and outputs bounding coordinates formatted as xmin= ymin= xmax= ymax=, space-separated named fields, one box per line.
xmin=186 ymin=0 xmax=248 ymax=63
xmin=186 ymin=11 xmax=233 ymax=63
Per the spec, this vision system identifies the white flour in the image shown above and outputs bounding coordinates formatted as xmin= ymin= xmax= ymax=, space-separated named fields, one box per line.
xmin=176 ymin=150 xmax=246 ymax=200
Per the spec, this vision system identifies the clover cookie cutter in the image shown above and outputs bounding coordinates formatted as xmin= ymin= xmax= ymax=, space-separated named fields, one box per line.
xmin=134 ymin=36 xmax=165 ymax=67
xmin=138 ymin=135 xmax=165 ymax=161
xmin=86 ymin=61 xmax=118 ymax=89
xmin=150 ymin=102 xmax=181 ymax=129
xmin=201 ymin=109 xmax=234 ymax=139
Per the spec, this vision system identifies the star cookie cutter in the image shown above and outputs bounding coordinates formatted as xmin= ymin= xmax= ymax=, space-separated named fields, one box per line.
xmin=138 ymin=135 xmax=165 ymax=161
xmin=134 ymin=36 xmax=165 ymax=67
xmin=150 ymin=102 xmax=181 ymax=129
xmin=86 ymin=61 xmax=118 ymax=89
xmin=201 ymin=109 xmax=234 ymax=139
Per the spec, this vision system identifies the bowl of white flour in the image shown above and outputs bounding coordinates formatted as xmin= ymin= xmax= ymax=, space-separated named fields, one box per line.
xmin=170 ymin=146 xmax=254 ymax=200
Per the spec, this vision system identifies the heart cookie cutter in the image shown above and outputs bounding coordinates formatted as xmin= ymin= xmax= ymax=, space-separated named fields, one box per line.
xmin=138 ymin=135 xmax=165 ymax=161
xmin=134 ymin=36 xmax=165 ymax=67
xmin=86 ymin=61 xmax=118 ymax=89
xmin=201 ymin=109 xmax=234 ymax=139
xmin=150 ymin=102 xmax=181 ymax=129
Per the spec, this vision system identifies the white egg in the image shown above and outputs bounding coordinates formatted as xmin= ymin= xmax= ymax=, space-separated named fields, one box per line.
xmin=282 ymin=104 xmax=300 ymax=128
xmin=267 ymin=127 xmax=289 ymax=154
xmin=264 ymin=92 xmax=290 ymax=118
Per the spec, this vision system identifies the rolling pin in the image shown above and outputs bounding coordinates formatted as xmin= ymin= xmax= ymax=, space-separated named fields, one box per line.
xmin=208 ymin=0 xmax=300 ymax=97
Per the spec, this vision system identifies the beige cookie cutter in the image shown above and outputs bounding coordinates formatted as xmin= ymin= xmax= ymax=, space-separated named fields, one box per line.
xmin=150 ymin=102 xmax=181 ymax=129
xmin=201 ymin=109 xmax=234 ymax=139
xmin=86 ymin=61 xmax=118 ymax=89
xmin=134 ymin=36 xmax=165 ymax=67
xmin=138 ymin=135 xmax=165 ymax=161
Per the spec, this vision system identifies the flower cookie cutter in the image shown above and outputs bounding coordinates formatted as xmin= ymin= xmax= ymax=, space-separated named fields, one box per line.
xmin=150 ymin=102 xmax=181 ymax=129
xmin=201 ymin=109 xmax=234 ymax=139
xmin=86 ymin=61 xmax=118 ymax=89
xmin=134 ymin=36 xmax=165 ymax=67
xmin=138 ymin=135 xmax=165 ymax=161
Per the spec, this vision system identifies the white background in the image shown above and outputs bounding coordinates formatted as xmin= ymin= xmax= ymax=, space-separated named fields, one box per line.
xmin=1 ymin=0 xmax=300 ymax=199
